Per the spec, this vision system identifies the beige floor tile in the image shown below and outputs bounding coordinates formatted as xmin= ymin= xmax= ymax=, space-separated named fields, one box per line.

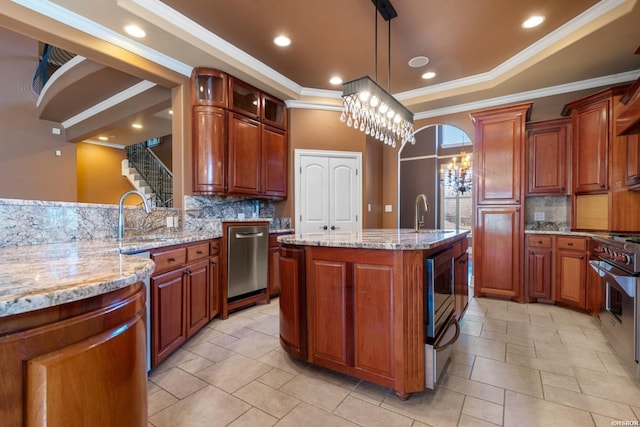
xmin=182 ymin=325 xmax=224 ymax=348
xmin=177 ymin=355 xmax=214 ymax=374
xmin=534 ymin=342 xmax=607 ymax=372
xmin=543 ymin=384 xmax=637 ymax=420
xmin=480 ymin=330 xmax=535 ymax=348
xmin=233 ymin=380 xmax=301 ymax=418
xmin=462 ymin=395 xmax=503 ymax=425
xmin=539 ymin=371 xmax=581 ymax=393
xmin=279 ymin=373 xmax=351 ymax=411
xmin=574 ymin=366 xmax=640 ymax=407
xmin=307 ymin=364 xmax=361 ymax=390
xmin=439 ymin=372 xmax=505 ymax=405
xmin=257 ymin=348 xmax=309 ymax=376
xmin=334 ymin=395 xmax=414 ymax=427
xmin=452 ymin=334 xmax=506 ymax=361
xmin=149 ymin=367 xmax=208 ymax=399
xmin=507 ymin=322 xmax=558 ymax=340
xmin=486 ymin=308 xmax=530 ymax=324
xmin=150 ymin=348 xmax=199 ymax=375
xmin=632 ymin=405 xmax=640 ymax=419
xmin=446 ymin=361 xmax=472 ymax=378
xmin=592 ymin=413 xmax=622 ymax=427
xmin=149 ymin=385 xmax=251 ymax=427
xmin=277 ymin=402 xmax=358 ymax=427
xmin=245 ymin=315 xmax=279 ymax=336
xmin=349 ymin=380 xmax=392 ymax=405
xmin=226 ymin=407 xmax=278 ymax=427
xmin=209 ymin=332 xmax=240 ymax=347
xmin=503 ymin=390 xmax=593 ymax=427
xmin=460 ymin=319 xmax=483 ymax=336
xmin=457 ymin=413 xmax=501 ymax=427
xmin=185 ymin=340 xmax=235 ymax=363
xmin=194 ymin=354 xmax=272 ymax=393
xmin=223 ymin=331 xmax=280 ymax=359
xmin=380 ymin=387 xmax=464 ymax=427
xmin=471 ymin=357 xmax=543 ymax=398
xmin=147 ymin=388 xmax=178 ymax=416
xmin=256 ymin=367 xmax=295 ymax=389
xmin=506 ymin=352 xmax=574 ymax=376
xmin=506 ymin=342 xmax=536 ymax=357
xmin=451 ymin=350 xmax=476 ymax=366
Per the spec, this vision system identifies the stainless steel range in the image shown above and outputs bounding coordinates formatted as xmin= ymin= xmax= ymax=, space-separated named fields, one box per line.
xmin=590 ymin=234 xmax=640 ymax=380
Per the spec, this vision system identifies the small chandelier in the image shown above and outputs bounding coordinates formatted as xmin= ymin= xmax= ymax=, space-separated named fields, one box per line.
xmin=441 ymin=151 xmax=473 ymax=194
xmin=340 ymin=0 xmax=414 ymax=148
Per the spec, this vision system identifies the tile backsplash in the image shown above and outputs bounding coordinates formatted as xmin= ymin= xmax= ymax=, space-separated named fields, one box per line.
xmin=524 ymin=195 xmax=571 ymax=231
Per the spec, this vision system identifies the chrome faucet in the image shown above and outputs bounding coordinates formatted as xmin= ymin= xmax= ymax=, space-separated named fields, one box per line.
xmin=414 ymin=194 xmax=430 ymax=232
xmin=118 ymin=190 xmax=152 ymax=239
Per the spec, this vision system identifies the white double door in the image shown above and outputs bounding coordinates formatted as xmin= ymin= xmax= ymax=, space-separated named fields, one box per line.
xmin=294 ymin=149 xmax=362 ymax=235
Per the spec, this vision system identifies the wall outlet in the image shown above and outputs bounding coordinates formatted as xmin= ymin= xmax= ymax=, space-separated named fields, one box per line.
xmin=534 ymin=212 xmax=545 ymax=221
xmin=166 ymin=216 xmax=174 ymax=227
xmin=367 ymin=203 xmax=372 ymax=212
xmin=384 ymin=204 xmax=393 ymax=213
xmin=238 ymin=213 xmax=245 ymax=219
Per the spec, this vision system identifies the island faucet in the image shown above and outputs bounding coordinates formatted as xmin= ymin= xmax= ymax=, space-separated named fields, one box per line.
xmin=414 ymin=194 xmax=430 ymax=232
xmin=118 ymin=190 xmax=152 ymax=239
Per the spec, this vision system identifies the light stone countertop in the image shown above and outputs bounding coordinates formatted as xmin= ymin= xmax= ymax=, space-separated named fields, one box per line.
xmin=524 ymin=229 xmax=597 ymax=237
xmin=277 ymin=228 xmax=470 ymax=250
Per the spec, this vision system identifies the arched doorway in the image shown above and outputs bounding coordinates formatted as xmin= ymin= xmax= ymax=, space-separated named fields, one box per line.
xmin=398 ymin=124 xmax=473 ymax=231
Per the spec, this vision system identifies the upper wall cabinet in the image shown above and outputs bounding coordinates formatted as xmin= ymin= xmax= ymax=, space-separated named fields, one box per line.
xmin=526 ymin=118 xmax=570 ymax=196
xmin=191 ymin=68 xmax=288 ymax=199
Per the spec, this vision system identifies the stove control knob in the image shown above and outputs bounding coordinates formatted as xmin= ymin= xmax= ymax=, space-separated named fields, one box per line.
xmin=613 ymin=253 xmax=631 ymax=264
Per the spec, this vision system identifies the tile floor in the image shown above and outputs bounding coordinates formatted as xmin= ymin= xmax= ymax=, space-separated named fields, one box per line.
xmin=147 ymin=296 xmax=640 ymax=427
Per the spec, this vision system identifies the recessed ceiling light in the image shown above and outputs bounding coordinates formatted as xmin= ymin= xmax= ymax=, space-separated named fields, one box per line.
xmin=168 ymin=110 xmax=173 ymax=115
xmin=274 ymin=35 xmax=291 ymax=47
xmin=132 ymin=123 xmax=143 ymax=129
xmin=522 ymin=16 xmax=544 ymax=28
xmin=124 ymin=24 xmax=146 ymax=38
xmin=329 ymin=76 xmax=343 ymax=85
xmin=422 ymin=71 xmax=436 ymax=80
xmin=98 ymin=136 xmax=109 ymax=141
xmin=408 ymin=56 xmax=429 ymax=68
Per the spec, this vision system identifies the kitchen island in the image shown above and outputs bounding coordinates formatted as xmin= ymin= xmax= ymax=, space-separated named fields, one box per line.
xmin=277 ymin=228 xmax=469 ymax=399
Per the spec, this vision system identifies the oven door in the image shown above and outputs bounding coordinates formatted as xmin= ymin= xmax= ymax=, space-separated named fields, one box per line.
xmin=425 ymin=248 xmax=455 ymax=340
xmin=589 ymin=260 xmax=639 ymax=379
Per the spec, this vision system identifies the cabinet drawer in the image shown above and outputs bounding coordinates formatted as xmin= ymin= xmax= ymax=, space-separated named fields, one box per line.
xmin=152 ymin=248 xmax=187 ymax=272
xmin=210 ymin=239 xmax=220 ymax=255
xmin=528 ymin=235 xmax=553 ymax=248
xmin=187 ymin=242 xmax=210 ymax=262
xmin=556 ymin=236 xmax=588 ymax=251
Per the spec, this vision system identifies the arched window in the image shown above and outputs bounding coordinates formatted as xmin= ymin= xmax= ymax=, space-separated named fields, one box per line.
xmin=438 ymin=125 xmax=472 ymax=231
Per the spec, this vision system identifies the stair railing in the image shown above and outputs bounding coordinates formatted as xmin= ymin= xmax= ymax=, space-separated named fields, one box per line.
xmin=126 ymin=140 xmax=173 ymax=207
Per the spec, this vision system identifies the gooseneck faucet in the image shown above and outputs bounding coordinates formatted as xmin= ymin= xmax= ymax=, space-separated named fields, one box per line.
xmin=414 ymin=194 xmax=430 ymax=232
xmin=118 ymin=190 xmax=152 ymax=239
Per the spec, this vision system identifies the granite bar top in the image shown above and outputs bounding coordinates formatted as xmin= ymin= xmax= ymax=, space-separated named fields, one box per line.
xmin=524 ymin=229 xmax=597 ymax=237
xmin=277 ymin=228 xmax=470 ymax=250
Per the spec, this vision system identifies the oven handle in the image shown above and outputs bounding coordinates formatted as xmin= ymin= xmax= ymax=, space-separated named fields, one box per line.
xmin=589 ymin=260 xmax=637 ymax=298
xmin=434 ymin=316 xmax=460 ymax=352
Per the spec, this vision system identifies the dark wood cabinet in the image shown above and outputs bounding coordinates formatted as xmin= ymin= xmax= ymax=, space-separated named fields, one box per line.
xmin=228 ymin=113 xmax=261 ymax=195
xmin=191 ymin=68 xmax=287 ymax=199
xmin=150 ymin=240 xmax=219 ymax=368
xmin=526 ymin=118 xmax=570 ymax=195
xmin=192 ymin=106 xmax=226 ymax=194
xmin=526 ymin=234 xmax=553 ymax=300
xmin=626 ymin=134 xmax=640 ymax=188
xmin=278 ymin=245 xmax=306 ymax=360
xmin=268 ymin=234 xmax=282 ymax=297
xmin=555 ymin=236 xmax=589 ymax=310
xmin=454 ymin=250 xmax=469 ymax=321
xmin=471 ymin=103 xmax=530 ymax=303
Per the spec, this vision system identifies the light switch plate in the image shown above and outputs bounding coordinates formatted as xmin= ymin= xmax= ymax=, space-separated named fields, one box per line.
xmin=384 ymin=204 xmax=393 ymax=212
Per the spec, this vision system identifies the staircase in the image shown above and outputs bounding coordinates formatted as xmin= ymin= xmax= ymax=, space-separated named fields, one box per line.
xmin=124 ymin=140 xmax=173 ymax=207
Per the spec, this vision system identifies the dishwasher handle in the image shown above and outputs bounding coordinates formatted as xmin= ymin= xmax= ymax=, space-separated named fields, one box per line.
xmin=235 ymin=231 xmax=265 ymax=239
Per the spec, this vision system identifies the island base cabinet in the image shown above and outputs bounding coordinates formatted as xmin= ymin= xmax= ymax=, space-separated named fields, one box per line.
xmin=305 ymin=247 xmax=425 ymax=397
xmin=278 ymin=245 xmax=307 ymax=359
xmin=0 ymin=283 xmax=147 ymax=427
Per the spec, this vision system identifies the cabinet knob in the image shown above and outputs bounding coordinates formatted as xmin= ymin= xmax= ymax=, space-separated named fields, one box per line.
xmin=197 ymin=250 xmax=203 ymax=254
xmin=537 ymin=240 xmax=543 ymax=244
xmin=579 ymin=256 xmax=584 ymax=260
xmin=567 ymin=242 xmax=573 ymax=246
xmin=600 ymin=184 xmax=605 ymax=188
xmin=169 ymin=257 xmax=176 ymax=262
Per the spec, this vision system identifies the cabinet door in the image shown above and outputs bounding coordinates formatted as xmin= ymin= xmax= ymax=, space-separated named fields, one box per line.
xmin=229 ymin=77 xmax=260 ymax=119
xmin=261 ymin=125 xmax=287 ymax=198
xmin=192 ymin=106 xmax=226 ymax=194
xmin=526 ymin=248 xmax=552 ymax=300
xmin=307 ymin=256 xmax=349 ymax=372
xmin=151 ymin=268 xmax=186 ymax=367
xmin=454 ymin=252 xmax=469 ymax=320
xmin=185 ymin=259 xmax=210 ymax=338
xmin=228 ymin=113 xmax=261 ymax=195
xmin=278 ymin=246 xmax=306 ymax=360
xmin=527 ymin=119 xmax=569 ymax=195
xmin=626 ymin=134 xmax=640 ymax=189
xmin=191 ymin=68 xmax=228 ymax=107
xmin=209 ymin=254 xmax=220 ymax=320
xmin=471 ymin=104 xmax=530 ymax=205
xmin=262 ymin=93 xmax=286 ymax=130
xmin=474 ymin=206 xmax=522 ymax=301
xmin=555 ymin=249 xmax=587 ymax=309
xmin=572 ymin=99 xmax=609 ymax=193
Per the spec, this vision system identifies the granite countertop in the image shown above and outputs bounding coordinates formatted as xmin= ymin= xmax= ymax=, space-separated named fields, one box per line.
xmin=524 ymin=229 xmax=596 ymax=237
xmin=277 ymin=228 xmax=470 ymax=250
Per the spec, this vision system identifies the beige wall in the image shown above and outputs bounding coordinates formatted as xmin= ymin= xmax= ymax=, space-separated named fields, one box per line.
xmin=76 ymin=143 xmax=135 ymax=205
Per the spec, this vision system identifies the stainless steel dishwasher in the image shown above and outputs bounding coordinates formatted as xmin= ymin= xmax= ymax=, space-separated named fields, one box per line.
xmin=227 ymin=224 xmax=268 ymax=300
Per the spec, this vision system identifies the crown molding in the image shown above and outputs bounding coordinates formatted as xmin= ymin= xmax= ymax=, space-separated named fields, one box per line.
xmin=82 ymin=139 xmax=127 ymax=149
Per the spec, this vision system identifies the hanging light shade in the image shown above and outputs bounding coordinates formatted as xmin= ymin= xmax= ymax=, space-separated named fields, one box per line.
xmin=340 ymin=76 xmax=415 ymax=147
xmin=340 ymin=0 xmax=415 ymax=148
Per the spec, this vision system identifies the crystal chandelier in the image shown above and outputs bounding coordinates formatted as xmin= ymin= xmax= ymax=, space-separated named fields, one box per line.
xmin=441 ymin=151 xmax=473 ymax=194
xmin=340 ymin=0 xmax=414 ymax=148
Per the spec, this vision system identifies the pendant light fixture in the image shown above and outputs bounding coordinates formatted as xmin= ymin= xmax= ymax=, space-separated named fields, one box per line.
xmin=340 ymin=0 xmax=415 ymax=148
